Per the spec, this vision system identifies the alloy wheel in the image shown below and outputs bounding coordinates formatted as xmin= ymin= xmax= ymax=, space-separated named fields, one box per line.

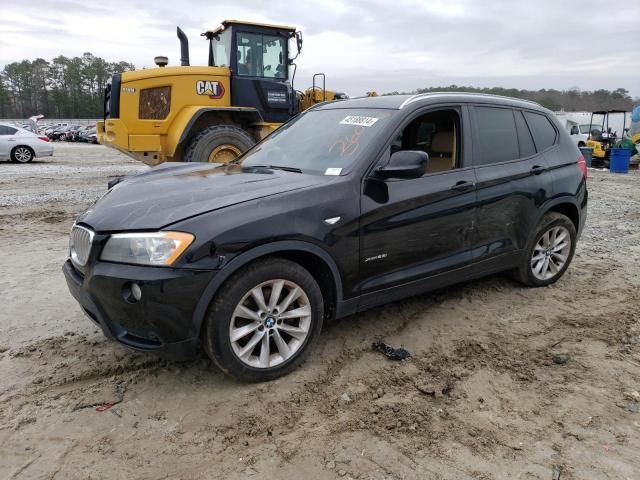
xmin=530 ymin=226 xmax=571 ymax=281
xmin=14 ymin=147 xmax=33 ymax=163
xmin=229 ymin=279 xmax=312 ymax=369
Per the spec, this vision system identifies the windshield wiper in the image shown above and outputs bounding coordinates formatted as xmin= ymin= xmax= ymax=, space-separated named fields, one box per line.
xmin=246 ymin=165 xmax=303 ymax=173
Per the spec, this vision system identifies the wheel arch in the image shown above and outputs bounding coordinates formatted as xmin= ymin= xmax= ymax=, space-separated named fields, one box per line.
xmin=173 ymin=107 xmax=263 ymax=161
xmin=190 ymin=240 xmax=343 ymax=339
xmin=537 ymin=197 xmax=581 ymax=232
xmin=11 ymin=144 xmax=35 ymax=161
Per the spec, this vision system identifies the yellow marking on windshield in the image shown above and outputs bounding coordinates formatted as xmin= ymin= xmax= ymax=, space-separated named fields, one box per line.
xmin=329 ymin=126 xmax=364 ymax=156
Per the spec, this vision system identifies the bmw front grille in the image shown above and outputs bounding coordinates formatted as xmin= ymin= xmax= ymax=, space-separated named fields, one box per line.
xmin=70 ymin=225 xmax=94 ymax=267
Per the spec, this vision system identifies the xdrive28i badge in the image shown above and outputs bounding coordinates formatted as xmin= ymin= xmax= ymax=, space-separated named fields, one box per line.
xmin=196 ymin=80 xmax=225 ymax=99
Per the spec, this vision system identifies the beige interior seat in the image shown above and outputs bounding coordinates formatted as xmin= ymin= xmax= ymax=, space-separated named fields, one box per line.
xmin=427 ymin=130 xmax=456 ymax=173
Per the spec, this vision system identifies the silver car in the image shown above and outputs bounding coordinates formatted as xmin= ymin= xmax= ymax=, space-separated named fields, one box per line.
xmin=0 ymin=122 xmax=54 ymax=163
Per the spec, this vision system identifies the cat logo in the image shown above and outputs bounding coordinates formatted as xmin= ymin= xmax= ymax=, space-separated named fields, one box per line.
xmin=196 ymin=80 xmax=225 ymax=99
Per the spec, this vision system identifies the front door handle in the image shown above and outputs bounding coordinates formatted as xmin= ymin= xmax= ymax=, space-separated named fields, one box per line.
xmin=451 ymin=180 xmax=475 ymax=191
xmin=530 ymin=165 xmax=547 ymax=175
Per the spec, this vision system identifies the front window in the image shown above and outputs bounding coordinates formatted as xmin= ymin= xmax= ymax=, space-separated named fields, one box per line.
xmin=236 ymin=32 xmax=286 ymax=79
xmin=212 ymin=29 xmax=232 ymax=67
xmin=240 ymin=108 xmax=395 ymax=175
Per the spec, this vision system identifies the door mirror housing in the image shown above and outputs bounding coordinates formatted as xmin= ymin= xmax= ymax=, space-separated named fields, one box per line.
xmin=376 ymin=150 xmax=429 ymax=179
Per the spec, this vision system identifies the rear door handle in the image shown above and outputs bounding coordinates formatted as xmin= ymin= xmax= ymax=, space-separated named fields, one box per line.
xmin=451 ymin=180 xmax=475 ymax=191
xmin=530 ymin=165 xmax=547 ymax=175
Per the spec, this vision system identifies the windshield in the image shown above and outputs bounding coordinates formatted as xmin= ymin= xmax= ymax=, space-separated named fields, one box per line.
xmin=240 ymin=108 xmax=395 ymax=175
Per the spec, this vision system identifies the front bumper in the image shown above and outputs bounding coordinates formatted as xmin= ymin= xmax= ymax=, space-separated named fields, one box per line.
xmin=63 ymin=259 xmax=217 ymax=360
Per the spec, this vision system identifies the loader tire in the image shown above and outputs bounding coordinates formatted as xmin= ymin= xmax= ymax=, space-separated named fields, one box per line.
xmin=184 ymin=125 xmax=256 ymax=163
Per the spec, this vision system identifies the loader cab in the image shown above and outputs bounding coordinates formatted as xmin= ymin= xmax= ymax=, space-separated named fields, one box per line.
xmin=206 ymin=20 xmax=300 ymax=123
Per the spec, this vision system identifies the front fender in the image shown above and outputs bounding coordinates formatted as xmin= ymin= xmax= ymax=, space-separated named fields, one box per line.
xmin=188 ymin=240 xmax=343 ymax=339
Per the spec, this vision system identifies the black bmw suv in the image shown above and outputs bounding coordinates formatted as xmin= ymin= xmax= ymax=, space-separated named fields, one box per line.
xmin=64 ymin=93 xmax=587 ymax=381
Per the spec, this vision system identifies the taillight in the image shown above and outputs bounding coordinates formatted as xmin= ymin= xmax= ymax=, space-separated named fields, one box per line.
xmin=38 ymin=136 xmax=50 ymax=142
xmin=577 ymin=155 xmax=587 ymax=179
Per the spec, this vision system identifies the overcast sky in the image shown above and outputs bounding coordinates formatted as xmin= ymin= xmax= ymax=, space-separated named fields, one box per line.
xmin=1 ymin=0 xmax=639 ymax=97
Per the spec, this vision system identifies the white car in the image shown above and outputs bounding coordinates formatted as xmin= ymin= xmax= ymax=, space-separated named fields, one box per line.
xmin=568 ymin=123 xmax=600 ymax=148
xmin=0 ymin=122 xmax=54 ymax=163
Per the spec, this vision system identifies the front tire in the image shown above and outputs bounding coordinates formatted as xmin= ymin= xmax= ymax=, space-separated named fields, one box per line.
xmin=203 ymin=258 xmax=324 ymax=381
xmin=11 ymin=146 xmax=34 ymax=163
xmin=184 ymin=125 xmax=255 ymax=163
xmin=514 ymin=212 xmax=577 ymax=287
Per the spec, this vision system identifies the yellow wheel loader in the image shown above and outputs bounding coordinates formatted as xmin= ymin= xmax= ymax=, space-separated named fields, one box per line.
xmin=97 ymin=20 xmax=349 ymax=165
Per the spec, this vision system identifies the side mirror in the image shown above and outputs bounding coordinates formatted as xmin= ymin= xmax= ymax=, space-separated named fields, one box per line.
xmin=375 ymin=150 xmax=428 ymax=179
xmin=296 ymin=31 xmax=303 ymax=55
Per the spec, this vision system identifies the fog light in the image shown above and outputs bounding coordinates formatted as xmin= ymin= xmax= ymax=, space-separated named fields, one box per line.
xmin=131 ymin=282 xmax=142 ymax=301
xmin=123 ymin=282 xmax=143 ymax=303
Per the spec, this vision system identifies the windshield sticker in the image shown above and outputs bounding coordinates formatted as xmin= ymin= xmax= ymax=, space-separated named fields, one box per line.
xmin=325 ymin=168 xmax=342 ymax=175
xmin=340 ymin=115 xmax=379 ymax=127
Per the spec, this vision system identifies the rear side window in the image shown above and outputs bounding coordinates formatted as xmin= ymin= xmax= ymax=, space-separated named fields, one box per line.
xmin=473 ymin=106 xmax=519 ymax=165
xmin=524 ymin=111 xmax=557 ymax=151
xmin=0 ymin=125 xmax=17 ymax=135
xmin=514 ymin=111 xmax=536 ymax=157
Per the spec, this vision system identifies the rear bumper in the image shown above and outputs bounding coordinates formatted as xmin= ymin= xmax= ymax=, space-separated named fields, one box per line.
xmin=63 ymin=259 xmax=216 ymax=361
xmin=37 ymin=147 xmax=54 ymax=158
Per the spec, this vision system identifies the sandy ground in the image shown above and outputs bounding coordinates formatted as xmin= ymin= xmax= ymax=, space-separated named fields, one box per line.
xmin=1 ymin=143 xmax=639 ymax=480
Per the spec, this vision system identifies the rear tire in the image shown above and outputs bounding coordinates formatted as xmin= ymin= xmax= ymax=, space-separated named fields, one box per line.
xmin=514 ymin=212 xmax=576 ymax=287
xmin=184 ymin=125 xmax=255 ymax=163
xmin=11 ymin=146 xmax=34 ymax=163
xmin=202 ymin=258 xmax=324 ymax=382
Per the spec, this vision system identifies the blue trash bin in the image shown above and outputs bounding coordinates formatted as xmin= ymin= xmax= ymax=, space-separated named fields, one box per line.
xmin=609 ymin=148 xmax=631 ymax=173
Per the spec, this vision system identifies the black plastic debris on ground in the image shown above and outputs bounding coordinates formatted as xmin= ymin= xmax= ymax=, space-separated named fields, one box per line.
xmin=372 ymin=340 xmax=411 ymax=361
xmin=552 ymin=353 xmax=570 ymax=365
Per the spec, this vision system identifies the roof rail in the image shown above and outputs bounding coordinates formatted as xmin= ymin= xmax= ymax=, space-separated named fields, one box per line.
xmin=398 ymin=91 xmax=541 ymax=109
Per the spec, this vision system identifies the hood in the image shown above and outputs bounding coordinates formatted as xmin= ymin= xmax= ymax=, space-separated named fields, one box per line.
xmin=77 ymin=163 xmax=326 ymax=231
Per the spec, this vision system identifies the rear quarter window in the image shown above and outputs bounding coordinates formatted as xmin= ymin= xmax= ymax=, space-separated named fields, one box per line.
xmin=524 ymin=111 xmax=557 ymax=151
xmin=514 ymin=111 xmax=536 ymax=157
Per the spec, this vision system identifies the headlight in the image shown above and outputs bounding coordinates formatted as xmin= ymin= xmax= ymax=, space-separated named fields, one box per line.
xmin=100 ymin=231 xmax=194 ymax=266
